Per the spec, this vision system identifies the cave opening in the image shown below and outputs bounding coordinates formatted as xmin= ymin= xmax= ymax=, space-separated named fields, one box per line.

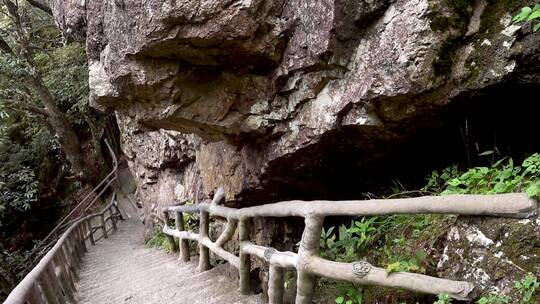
xmin=249 ymin=82 xmax=540 ymax=204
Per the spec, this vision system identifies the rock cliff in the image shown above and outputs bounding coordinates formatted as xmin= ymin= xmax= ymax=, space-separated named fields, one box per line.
xmin=51 ymin=0 xmax=540 ymax=299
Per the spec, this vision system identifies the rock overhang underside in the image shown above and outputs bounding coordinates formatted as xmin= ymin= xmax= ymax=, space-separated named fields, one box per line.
xmin=50 ymin=0 xmax=540 ymax=299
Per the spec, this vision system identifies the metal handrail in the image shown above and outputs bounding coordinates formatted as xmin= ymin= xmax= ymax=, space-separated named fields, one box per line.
xmin=4 ymin=194 xmax=123 ymax=304
xmin=162 ymin=189 xmax=538 ymax=303
xmin=41 ymin=139 xmax=119 ymax=243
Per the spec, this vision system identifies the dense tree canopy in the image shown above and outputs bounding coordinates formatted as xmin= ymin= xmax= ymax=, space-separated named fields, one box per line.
xmin=0 ymin=1 xmax=107 ymax=298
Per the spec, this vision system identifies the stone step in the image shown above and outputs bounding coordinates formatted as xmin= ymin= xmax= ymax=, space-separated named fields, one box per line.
xmin=74 ymin=220 xmax=262 ymax=304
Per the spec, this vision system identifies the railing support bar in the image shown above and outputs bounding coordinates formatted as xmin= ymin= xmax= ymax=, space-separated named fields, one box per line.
xmin=58 ymin=249 xmax=76 ymax=292
xmin=110 ymin=207 xmax=117 ymax=232
xmin=78 ymin=225 xmax=87 ymax=252
xmin=162 ymin=211 xmax=178 ymax=253
xmin=175 ymin=211 xmax=190 ymax=262
xmin=27 ymin=282 xmax=44 ymax=304
xmin=39 ymin=271 xmax=60 ymax=304
xmin=239 ymin=218 xmax=251 ymax=294
xmin=269 ymin=265 xmax=285 ymax=304
xmin=87 ymin=219 xmax=95 ymax=245
xmin=100 ymin=214 xmax=108 ymax=239
xmin=295 ymin=216 xmax=324 ymax=304
xmin=45 ymin=264 xmax=64 ymax=302
xmin=198 ymin=210 xmax=210 ymax=271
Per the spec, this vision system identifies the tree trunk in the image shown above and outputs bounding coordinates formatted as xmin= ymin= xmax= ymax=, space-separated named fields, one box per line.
xmin=24 ymin=74 xmax=91 ymax=183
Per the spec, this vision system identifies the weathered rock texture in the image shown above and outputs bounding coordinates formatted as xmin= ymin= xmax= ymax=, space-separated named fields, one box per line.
xmin=439 ymin=215 xmax=540 ymax=298
xmin=51 ymin=0 xmax=540 ymax=299
xmin=52 ymin=0 xmax=540 ymax=201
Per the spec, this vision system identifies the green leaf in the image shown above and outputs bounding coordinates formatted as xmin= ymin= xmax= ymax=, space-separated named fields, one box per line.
xmin=478 ymin=150 xmax=494 ymax=156
xmin=534 ymin=22 xmax=540 ymax=32
xmin=415 ymin=250 xmax=427 ymax=262
xmin=386 ymin=262 xmax=402 ymax=273
xmin=528 ymin=10 xmax=540 ymax=21
xmin=493 ymin=157 xmax=508 ymax=168
xmin=448 ymin=178 xmax=462 ymax=187
xmin=513 ymin=6 xmax=532 ymax=23
xmin=335 ymin=296 xmax=344 ymax=304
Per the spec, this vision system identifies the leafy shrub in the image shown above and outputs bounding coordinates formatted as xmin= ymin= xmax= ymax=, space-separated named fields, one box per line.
xmin=515 ymin=273 xmax=539 ymax=303
xmin=320 ymin=217 xmax=385 ymax=262
xmin=513 ymin=5 xmax=540 ymax=32
xmin=424 ymin=154 xmax=540 ymax=198
xmin=335 ymin=284 xmax=364 ymax=304
xmin=385 ymin=250 xmax=427 ymax=274
xmin=476 ymin=294 xmax=511 ymax=304
xmin=146 ymin=227 xmax=175 ymax=253
xmin=434 ymin=293 xmax=452 ymax=304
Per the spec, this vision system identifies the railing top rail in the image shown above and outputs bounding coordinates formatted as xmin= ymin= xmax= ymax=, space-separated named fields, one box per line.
xmin=161 ymin=189 xmax=538 ymax=302
xmin=4 ymin=199 xmax=118 ymax=304
xmin=164 ymin=192 xmax=537 ymax=219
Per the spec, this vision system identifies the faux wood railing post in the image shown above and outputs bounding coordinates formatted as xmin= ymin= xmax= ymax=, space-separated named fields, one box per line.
xmin=239 ymin=218 xmax=251 ymax=294
xmin=45 ymin=263 xmax=64 ymax=302
xmin=162 ymin=211 xmax=179 ymax=253
xmin=53 ymin=255 xmax=75 ymax=302
xmin=199 ymin=210 xmax=211 ymax=271
xmin=110 ymin=207 xmax=117 ymax=232
xmin=175 ymin=211 xmax=190 ymax=262
xmin=295 ymin=216 xmax=324 ymax=304
xmin=57 ymin=250 xmax=76 ymax=293
xmin=28 ymin=282 xmax=44 ymax=304
xmin=269 ymin=265 xmax=285 ymax=304
xmin=78 ymin=225 xmax=87 ymax=252
xmin=87 ymin=219 xmax=95 ymax=245
xmin=39 ymin=271 xmax=60 ymax=304
xmin=69 ymin=234 xmax=82 ymax=267
xmin=100 ymin=213 xmax=108 ymax=239
xmin=62 ymin=243 xmax=79 ymax=280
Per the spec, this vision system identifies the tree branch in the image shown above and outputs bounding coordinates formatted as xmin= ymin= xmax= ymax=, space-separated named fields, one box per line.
xmin=25 ymin=0 xmax=52 ymax=16
xmin=2 ymin=98 xmax=49 ymax=117
xmin=0 ymin=35 xmax=15 ymax=56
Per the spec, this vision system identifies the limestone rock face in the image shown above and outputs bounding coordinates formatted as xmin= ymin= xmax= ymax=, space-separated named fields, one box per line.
xmin=116 ymin=114 xmax=203 ymax=220
xmin=438 ymin=216 xmax=540 ymax=298
xmin=52 ymin=0 xmax=540 ymax=202
xmin=51 ymin=0 xmax=540 ymax=297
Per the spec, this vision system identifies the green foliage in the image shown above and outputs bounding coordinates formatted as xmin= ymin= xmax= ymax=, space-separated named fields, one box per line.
xmin=0 ymin=167 xmax=38 ymax=224
xmin=0 ymin=1 xmax=90 ymax=242
xmin=335 ymin=284 xmax=364 ymax=304
xmin=424 ymin=153 xmax=540 ymax=199
xmin=35 ymin=44 xmax=89 ymax=126
xmin=513 ymin=4 xmax=540 ymax=32
xmin=385 ymin=250 xmax=427 ymax=274
xmin=476 ymin=294 xmax=511 ymax=304
xmin=434 ymin=293 xmax=452 ymax=304
xmin=475 ymin=273 xmax=539 ymax=304
xmin=146 ymin=227 xmax=175 ymax=254
xmin=320 ymin=217 xmax=384 ymax=262
xmin=515 ymin=273 xmax=539 ymax=303
xmin=182 ymin=200 xmax=199 ymax=232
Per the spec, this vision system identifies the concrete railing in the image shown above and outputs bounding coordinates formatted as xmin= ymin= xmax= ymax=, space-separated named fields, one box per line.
xmin=4 ymin=195 xmax=123 ymax=304
xmin=162 ymin=189 xmax=538 ymax=303
xmin=42 ymin=139 xmax=119 ymax=243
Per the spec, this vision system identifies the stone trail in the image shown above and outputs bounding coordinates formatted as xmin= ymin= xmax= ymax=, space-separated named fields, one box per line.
xmin=74 ymin=219 xmax=261 ymax=304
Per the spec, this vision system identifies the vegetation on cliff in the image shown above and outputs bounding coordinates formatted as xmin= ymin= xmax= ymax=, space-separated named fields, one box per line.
xmin=315 ymin=153 xmax=540 ymax=304
xmin=0 ymin=1 xmax=110 ymax=299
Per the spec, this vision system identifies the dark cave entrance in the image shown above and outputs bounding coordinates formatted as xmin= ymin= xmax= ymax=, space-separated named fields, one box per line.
xmin=247 ymin=82 xmax=540 ymax=203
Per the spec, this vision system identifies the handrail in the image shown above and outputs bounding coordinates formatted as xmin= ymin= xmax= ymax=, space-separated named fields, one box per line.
xmin=4 ymin=194 xmax=123 ymax=304
xmin=162 ymin=189 xmax=538 ymax=303
xmin=42 ymin=139 xmax=119 ymax=243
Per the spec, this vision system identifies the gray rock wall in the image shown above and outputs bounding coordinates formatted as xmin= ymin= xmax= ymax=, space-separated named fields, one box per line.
xmin=50 ymin=0 xmax=540 ymax=298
